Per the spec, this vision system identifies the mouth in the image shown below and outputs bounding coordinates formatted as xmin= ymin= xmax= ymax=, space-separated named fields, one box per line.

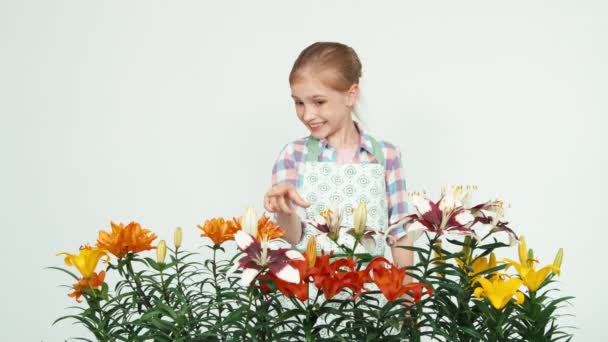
xmin=309 ymin=122 xmax=325 ymax=131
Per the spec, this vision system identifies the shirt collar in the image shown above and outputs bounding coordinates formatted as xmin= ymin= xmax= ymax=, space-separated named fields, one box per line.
xmin=317 ymin=120 xmax=375 ymax=154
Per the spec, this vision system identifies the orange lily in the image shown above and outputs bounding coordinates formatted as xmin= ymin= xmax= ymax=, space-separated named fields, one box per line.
xmin=198 ymin=217 xmax=241 ymax=245
xmin=96 ymin=221 xmax=157 ymax=258
xmin=68 ymin=271 xmax=106 ymax=303
xmin=230 ymin=213 xmax=285 ymax=242
xmin=256 ymin=213 xmax=285 ymax=242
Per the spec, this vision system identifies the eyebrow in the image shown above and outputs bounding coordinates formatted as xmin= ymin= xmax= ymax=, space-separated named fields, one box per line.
xmin=291 ymin=94 xmax=327 ymax=100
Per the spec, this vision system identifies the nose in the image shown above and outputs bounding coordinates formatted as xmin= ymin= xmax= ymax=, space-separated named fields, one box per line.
xmin=301 ymin=104 xmax=316 ymax=122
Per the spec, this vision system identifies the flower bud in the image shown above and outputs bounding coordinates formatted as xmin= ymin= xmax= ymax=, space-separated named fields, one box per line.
xmin=463 ymin=236 xmax=472 ymax=264
xmin=518 ymin=236 xmax=528 ymax=265
xmin=156 ymin=240 xmax=167 ymax=264
xmin=242 ymin=206 xmax=258 ymax=236
xmin=489 ymin=252 xmax=496 ymax=269
xmin=305 ymin=236 xmax=317 ymax=268
xmin=552 ymin=248 xmax=563 ymax=275
xmin=353 ymin=201 xmax=367 ymax=237
xmin=174 ymin=227 xmax=183 ymax=249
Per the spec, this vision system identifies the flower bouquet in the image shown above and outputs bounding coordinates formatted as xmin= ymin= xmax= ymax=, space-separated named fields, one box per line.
xmin=51 ymin=185 xmax=573 ymax=341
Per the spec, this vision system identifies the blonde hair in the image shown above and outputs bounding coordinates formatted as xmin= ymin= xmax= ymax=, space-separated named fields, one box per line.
xmin=289 ymin=42 xmax=364 ymax=121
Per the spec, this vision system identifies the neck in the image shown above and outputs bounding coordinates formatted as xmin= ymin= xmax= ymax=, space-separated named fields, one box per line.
xmin=327 ymin=120 xmax=360 ymax=150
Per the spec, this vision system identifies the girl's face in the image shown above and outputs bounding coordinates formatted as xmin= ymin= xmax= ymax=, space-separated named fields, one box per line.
xmin=290 ymin=70 xmax=359 ymax=140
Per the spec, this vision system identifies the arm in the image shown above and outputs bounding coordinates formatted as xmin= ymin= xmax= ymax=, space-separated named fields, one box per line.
xmin=385 ymin=144 xmax=414 ymax=283
xmin=275 ymin=211 xmax=303 ymax=244
xmin=266 ymin=143 xmax=309 ymax=245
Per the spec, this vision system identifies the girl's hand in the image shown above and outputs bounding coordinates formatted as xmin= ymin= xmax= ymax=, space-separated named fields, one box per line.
xmin=264 ymin=183 xmax=310 ymax=215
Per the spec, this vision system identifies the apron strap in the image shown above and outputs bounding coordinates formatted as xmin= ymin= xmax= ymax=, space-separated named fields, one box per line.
xmin=306 ymin=135 xmax=386 ymax=168
xmin=306 ymin=136 xmax=321 ymax=162
xmin=367 ymin=135 xmax=386 ymax=168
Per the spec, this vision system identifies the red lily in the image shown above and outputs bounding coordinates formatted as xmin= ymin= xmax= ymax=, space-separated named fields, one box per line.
xmin=367 ymin=257 xmax=433 ymax=302
xmin=259 ymin=259 xmax=309 ymax=301
xmin=308 ymin=252 xmax=371 ymax=300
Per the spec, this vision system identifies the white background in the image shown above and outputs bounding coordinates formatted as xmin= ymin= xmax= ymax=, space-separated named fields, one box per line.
xmin=1 ymin=1 xmax=606 ymax=340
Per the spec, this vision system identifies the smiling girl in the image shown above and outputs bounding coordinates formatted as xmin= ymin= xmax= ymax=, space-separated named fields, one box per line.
xmin=263 ymin=41 xmax=413 ymax=275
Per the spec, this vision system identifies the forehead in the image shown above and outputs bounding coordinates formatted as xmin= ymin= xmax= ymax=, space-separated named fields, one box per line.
xmin=290 ymin=71 xmax=342 ymax=99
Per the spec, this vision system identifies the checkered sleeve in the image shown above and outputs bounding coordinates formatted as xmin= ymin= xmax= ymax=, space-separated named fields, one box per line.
xmin=270 ymin=142 xmax=307 ymax=243
xmin=384 ymin=143 xmax=409 ymax=241
xmin=271 ymin=142 xmax=298 ymax=188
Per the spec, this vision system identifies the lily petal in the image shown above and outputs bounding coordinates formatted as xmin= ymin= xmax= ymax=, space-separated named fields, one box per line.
xmin=240 ymin=267 xmax=262 ymax=286
xmin=274 ymin=263 xmax=300 ymax=284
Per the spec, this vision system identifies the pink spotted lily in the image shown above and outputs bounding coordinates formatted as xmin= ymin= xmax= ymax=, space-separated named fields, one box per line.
xmin=469 ymin=200 xmax=518 ymax=241
xmin=303 ymin=204 xmax=344 ymax=242
xmin=385 ymin=190 xmax=478 ymax=243
xmin=386 ymin=185 xmax=518 ymax=244
xmin=230 ymin=230 xmax=304 ymax=286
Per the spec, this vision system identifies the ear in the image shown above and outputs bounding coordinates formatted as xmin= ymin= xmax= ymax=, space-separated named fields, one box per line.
xmin=346 ymin=83 xmax=360 ymax=107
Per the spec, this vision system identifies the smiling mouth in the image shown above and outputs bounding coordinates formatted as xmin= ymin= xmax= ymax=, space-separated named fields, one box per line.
xmin=309 ymin=122 xmax=325 ymax=129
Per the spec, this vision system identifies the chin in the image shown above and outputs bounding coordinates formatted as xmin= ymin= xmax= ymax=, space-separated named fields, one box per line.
xmin=309 ymin=130 xmax=328 ymax=140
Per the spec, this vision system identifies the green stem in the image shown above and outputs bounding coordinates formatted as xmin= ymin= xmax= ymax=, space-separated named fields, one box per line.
xmin=159 ymin=268 xmax=169 ymax=304
xmin=83 ymin=279 xmax=110 ymax=340
xmin=125 ymin=256 xmax=152 ymax=309
xmin=351 ymin=239 xmax=359 ymax=259
xmin=174 ymin=247 xmax=182 ymax=289
xmin=212 ymin=246 xmax=225 ymax=340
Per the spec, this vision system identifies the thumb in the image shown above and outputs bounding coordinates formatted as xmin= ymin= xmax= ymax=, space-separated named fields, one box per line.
xmin=288 ymin=188 xmax=310 ymax=208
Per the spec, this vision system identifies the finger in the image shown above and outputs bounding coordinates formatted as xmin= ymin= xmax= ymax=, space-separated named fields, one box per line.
xmin=268 ymin=196 xmax=278 ymax=213
xmin=266 ymin=184 xmax=288 ymax=197
xmin=264 ymin=195 xmax=274 ymax=213
xmin=277 ymin=195 xmax=293 ymax=215
xmin=288 ymin=188 xmax=310 ymax=208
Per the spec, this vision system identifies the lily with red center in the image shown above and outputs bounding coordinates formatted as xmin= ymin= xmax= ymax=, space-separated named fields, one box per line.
xmin=258 ymin=237 xmax=318 ymax=301
xmin=259 ymin=259 xmax=310 ymax=301
xmin=385 ymin=192 xmax=478 ymax=244
xmin=230 ymin=230 xmax=304 ymax=286
xmin=469 ymin=200 xmax=518 ymax=241
xmin=303 ymin=205 xmax=343 ymax=242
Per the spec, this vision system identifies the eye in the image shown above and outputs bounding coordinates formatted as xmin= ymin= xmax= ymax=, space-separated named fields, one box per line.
xmin=315 ymin=101 xmax=326 ymax=105
xmin=294 ymin=101 xmax=303 ymax=106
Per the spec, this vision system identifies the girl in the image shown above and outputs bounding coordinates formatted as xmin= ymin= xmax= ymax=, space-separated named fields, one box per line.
xmin=263 ymin=41 xmax=413 ymax=278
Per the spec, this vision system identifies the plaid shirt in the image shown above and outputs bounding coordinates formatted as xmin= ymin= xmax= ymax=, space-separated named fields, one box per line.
xmin=271 ymin=122 xmax=409 ymax=240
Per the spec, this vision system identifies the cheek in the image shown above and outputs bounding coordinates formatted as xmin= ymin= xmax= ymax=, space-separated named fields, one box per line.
xmin=295 ymin=107 xmax=305 ymax=120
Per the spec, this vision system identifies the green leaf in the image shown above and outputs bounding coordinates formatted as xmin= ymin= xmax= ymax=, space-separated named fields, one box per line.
xmin=46 ymin=266 xmax=79 ymax=280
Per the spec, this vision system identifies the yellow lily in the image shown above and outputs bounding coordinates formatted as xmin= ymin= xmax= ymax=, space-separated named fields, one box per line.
xmin=505 ymin=236 xmax=560 ymax=292
xmin=473 ymin=275 xmax=525 ymax=309
xmin=57 ymin=245 xmax=110 ymax=278
xmin=433 ymin=241 xmax=446 ymax=278
xmin=456 ymin=252 xmax=497 ymax=279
